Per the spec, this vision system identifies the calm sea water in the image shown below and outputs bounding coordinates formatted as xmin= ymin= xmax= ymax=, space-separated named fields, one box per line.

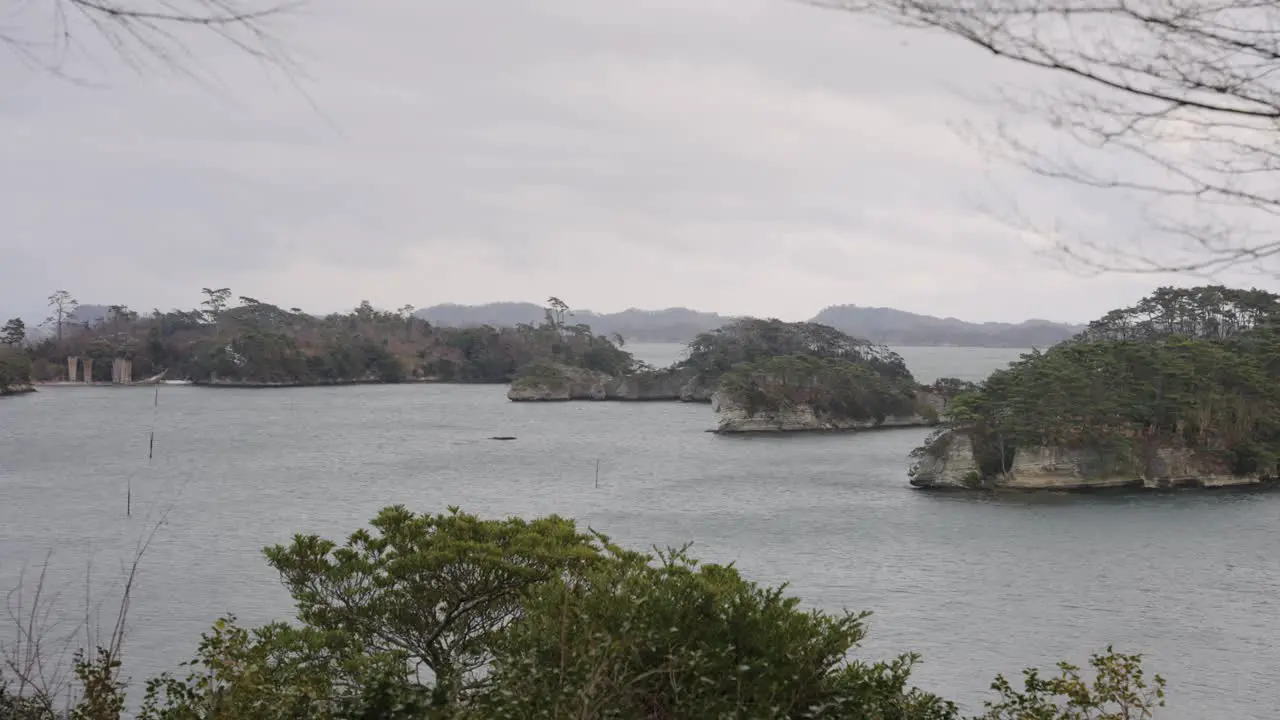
xmin=2 ymin=345 xmax=1277 ymax=718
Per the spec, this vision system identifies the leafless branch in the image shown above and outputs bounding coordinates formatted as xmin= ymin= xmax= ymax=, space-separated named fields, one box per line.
xmin=803 ymin=0 xmax=1280 ymax=276
xmin=2 ymin=0 xmax=302 ymax=80
xmin=1 ymin=515 xmax=167 ymax=712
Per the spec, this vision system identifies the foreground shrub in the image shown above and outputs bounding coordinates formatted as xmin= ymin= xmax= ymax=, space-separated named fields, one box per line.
xmin=474 ymin=545 xmax=958 ymax=719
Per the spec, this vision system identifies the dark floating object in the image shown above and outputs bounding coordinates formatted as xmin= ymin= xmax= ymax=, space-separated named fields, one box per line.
xmin=489 ymin=436 xmax=517 ymax=441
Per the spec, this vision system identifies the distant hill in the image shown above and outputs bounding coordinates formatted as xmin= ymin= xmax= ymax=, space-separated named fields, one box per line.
xmin=416 ymin=302 xmax=546 ymax=328
xmin=418 ymin=302 xmax=1081 ymax=348
xmin=810 ymin=305 xmax=1082 ymax=348
xmin=70 ymin=304 xmax=112 ymax=326
xmin=19 ymin=304 xmax=112 ymax=340
xmin=416 ymin=303 xmax=735 ymax=343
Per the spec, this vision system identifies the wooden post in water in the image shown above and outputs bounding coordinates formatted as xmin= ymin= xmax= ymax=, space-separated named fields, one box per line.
xmin=595 ymin=459 xmax=600 ymax=489
xmin=129 ymin=384 xmax=161 ymax=517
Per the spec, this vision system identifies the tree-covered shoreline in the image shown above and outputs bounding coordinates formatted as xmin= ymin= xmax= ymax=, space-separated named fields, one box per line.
xmin=5 ymin=292 xmax=637 ymax=388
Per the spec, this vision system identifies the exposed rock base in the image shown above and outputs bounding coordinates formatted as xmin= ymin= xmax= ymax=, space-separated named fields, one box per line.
xmin=507 ymin=364 xmax=714 ymax=402
xmin=711 ymin=391 xmax=939 ymax=433
xmin=910 ymin=430 xmax=1274 ymax=490
xmin=0 ymin=382 xmax=35 ymax=397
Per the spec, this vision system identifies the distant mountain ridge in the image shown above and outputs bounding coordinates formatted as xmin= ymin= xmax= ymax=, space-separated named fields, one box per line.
xmin=416 ymin=302 xmax=1081 ymax=348
xmin=810 ymin=305 xmax=1083 ymax=348
xmin=416 ymin=303 xmax=738 ymax=344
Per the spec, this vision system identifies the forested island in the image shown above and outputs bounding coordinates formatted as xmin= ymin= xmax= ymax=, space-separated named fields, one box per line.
xmin=6 ymin=291 xmax=635 ymax=387
xmin=911 ymin=286 xmax=1280 ymax=491
xmin=508 ymin=317 xmax=854 ymax=402
xmin=697 ymin=321 xmax=953 ymax=432
xmin=509 ymin=317 xmax=959 ymax=434
xmin=712 ymin=354 xmax=945 ymax=433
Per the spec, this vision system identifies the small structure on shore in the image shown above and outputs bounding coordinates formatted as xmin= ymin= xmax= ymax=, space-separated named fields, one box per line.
xmin=65 ymin=356 xmax=134 ymax=384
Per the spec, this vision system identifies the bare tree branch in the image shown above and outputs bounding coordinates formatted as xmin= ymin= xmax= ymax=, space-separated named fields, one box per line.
xmin=1 ymin=515 xmax=167 ymax=713
xmin=3 ymin=0 xmax=302 ymax=80
xmin=803 ymin=0 xmax=1280 ymax=275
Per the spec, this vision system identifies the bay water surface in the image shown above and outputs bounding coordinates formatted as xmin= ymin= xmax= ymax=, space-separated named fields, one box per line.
xmin=1 ymin=344 xmax=1276 ymax=718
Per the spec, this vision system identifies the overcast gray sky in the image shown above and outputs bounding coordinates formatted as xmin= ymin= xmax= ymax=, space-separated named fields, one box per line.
xmin=0 ymin=0 xmax=1257 ymax=325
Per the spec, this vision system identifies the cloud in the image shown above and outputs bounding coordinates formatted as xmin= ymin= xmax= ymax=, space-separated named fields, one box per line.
xmin=0 ymin=0 xmax=1254 ymax=326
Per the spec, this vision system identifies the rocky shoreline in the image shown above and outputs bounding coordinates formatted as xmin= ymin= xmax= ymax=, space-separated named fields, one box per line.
xmin=711 ymin=390 xmax=943 ymax=433
xmin=194 ymin=377 xmax=392 ymax=389
xmin=0 ymin=382 xmax=35 ymax=397
xmin=910 ymin=430 xmax=1276 ymax=491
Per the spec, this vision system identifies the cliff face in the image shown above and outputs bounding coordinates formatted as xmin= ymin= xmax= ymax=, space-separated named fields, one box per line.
xmin=506 ymin=364 xmax=714 ymax=402
xmin=908 ymin=432 xmax=980 ymax=487
xmin=712 ymin=391 xmax=940 ymax=433
xmin=910 ymin=430 xmax=1272 ymax=490
xmin=507 ymin=366 xmax=613 ymax=401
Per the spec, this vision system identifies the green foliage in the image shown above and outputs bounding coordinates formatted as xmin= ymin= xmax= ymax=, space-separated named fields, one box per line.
xmin=1078 ymin=285 xmax=1280 ymax=343
xmin=0 ymin=646 xmax=127 ymax=720
xmin=442 ymin=326 xmax=521 ymax=381
xmin=476 ymin=545 xmax=958 ymax=719
xmin=25 ymin=292 xmax=634 ymax=385
xmin=46 ymin=290 xmax=78 ymax=341
xmin=69 ymin=648 xmax=126 ymax=720
xmin=200 ymin=287 xmax=232 ymax=322
xmin=918 ymin=286 xmax=1280 ymax=481
xmin=138 ymin=617 xmax=434 ymax=720
xmin=719 ymin=354 xmax=922 ymax=422
xmin=682 ymin=318 xmax=912 ymax=382
xmin=261 ymin=505 xmax=608 ymax=700
xmin=2 ymin=317 xmax=25 ymax=346
xmin=927 ymin=377 xmax=980 ymax=398
xmin=909 ymin=428 xmax=953 ymax=464
xmin=0 ymin=680 xmax=56 ymax=720
xmin=0 ymin=349 xmax=32 ymax=394
xmin=977 ymin=647 xmax=1164 ymax=720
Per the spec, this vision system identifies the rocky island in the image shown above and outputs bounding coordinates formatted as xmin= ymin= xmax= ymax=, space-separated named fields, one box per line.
xmin=509 ymin=317 xmax=959 ymax=435
xmin=711 ymin=348 xmax=946 ymax=433
xmin=507 ymin=317 xmax=905 ymax=405
xmin=910 ymin=286 xmax=1280 ymax=491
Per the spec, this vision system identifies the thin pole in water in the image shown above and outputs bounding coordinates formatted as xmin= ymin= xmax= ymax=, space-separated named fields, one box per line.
xmin=131 ymin=382 xmax=161 ymax=518
xmin=595 ymin=459 xmax=600 ymax=489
